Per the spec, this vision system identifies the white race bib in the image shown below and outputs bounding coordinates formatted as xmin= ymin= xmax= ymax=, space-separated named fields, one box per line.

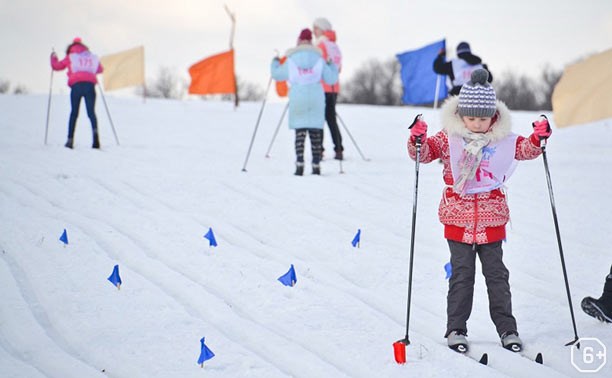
xmin=451 ymin=59 xmax=483 ymax=87
xmin=449 ymin=134 xmax=519 ymax=194
xmin=322 ymin=40 xmax=342 ymax=68
xmin=288 ymin=58 xmax=324 ymax=85
xmin=69 ymin=51 xmax=99 ymax=74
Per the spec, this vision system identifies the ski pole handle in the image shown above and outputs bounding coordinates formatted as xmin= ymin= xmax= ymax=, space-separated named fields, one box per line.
xmin=409 ymin=114 xmax=424 ymax=145
xmin=532 ymin=114 xmax=551 ymax=148
xmin=408 ymin=114 xmax=423 ymax=129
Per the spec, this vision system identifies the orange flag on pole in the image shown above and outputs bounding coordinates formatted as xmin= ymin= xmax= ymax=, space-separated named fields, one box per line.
xmin=188 ymin=50 xmax=236 ymax=95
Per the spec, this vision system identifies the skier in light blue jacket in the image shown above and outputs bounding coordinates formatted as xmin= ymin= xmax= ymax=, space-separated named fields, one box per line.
xmin=271 ymin=28 xmax=338 ymax=176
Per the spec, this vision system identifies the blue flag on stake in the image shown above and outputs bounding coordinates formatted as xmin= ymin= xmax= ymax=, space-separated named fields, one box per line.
xmin=107 ymin=265 xmax=122 ymax=289
xmin=59 ymin=229 xmax=68 ymax=245
xmin=444 ymin=262 xmax=452 ymax=280
xmin=204 ymin=228 xmax=218 ymax=247
xmin=351 ymin=229 xmax=361 ymax=248
xmin=396 ymin=39 xmax=448 ymax=105
xmin=278 ymin=264 xmax=297 ymax=287
xmin=197 ymin=337 xmax=215 ymax=366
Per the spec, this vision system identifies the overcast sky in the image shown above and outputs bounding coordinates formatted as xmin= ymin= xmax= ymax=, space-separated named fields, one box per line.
xmin=1 ymin=0 xmax=611 ymax=95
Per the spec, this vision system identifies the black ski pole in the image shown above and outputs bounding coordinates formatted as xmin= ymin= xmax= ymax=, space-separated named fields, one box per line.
xmin=97 ymin=84 xmax=120 ymax=145
xmin=535 ymin=115 xmax=580 ymax=347
xmin=242 ymin=76 xmax=273 ymax=171
xmin=336 ymin=112 xmax=370 ymax=161
xmin=44 ymin=51 xmax=54 ymax=145
xmin=264 ymin=101 xmax=289 ymax=158
xmin=395 ymin=115 xmax=424 ymax=358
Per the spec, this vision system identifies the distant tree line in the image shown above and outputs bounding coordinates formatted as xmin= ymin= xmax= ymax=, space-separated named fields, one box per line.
xmin=140 ymin=67 xmax=264 ymax=102
xmin=2 ymin=61 xmax=561 ymax=111
xmin=337 ymin=59 xmax=563 ymax=111
xmin=0 ymin=79 xmax=28 ymax=95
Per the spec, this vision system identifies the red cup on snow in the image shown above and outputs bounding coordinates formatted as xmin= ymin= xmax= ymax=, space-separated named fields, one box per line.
xmin=393 ymin=341 xmax=406 ymax=364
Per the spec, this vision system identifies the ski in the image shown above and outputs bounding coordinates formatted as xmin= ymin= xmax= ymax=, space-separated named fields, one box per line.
xmin=451 ymin=346 xmax=542 ymax=366
xmin=462 ymin=351 xmax=488 ymax=365
xmin=521 ymin=352 xmax=543 ymax=364
xmin=449 ymin=347 xmax=488 ymax=365
xmin=474 ymin=352 xmax=488 ymax=365
xmin=501 ymin=347 xmax=543 ymax=364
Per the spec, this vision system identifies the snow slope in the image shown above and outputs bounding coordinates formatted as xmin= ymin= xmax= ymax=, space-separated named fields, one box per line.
xmin=1 ymin=93 xmax=611 ymax=378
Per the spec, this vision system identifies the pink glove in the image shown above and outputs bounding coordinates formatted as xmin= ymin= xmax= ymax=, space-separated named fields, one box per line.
xmin=532 ymin=116 xmax=552 ymax=139
xmin=409 ymin=114 xmax=427 ymax=142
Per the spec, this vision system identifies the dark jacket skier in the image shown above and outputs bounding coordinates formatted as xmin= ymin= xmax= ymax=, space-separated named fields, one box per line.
xmin=433 ymin=41 xmax=492 ymax=96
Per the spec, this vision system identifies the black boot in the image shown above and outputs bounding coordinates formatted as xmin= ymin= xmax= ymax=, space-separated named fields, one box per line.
xmin=65 ymin=138 xmax=74 ymax=149
xmin=581 ymin=273 xmax=612 ymax=323
xmin=92 ymin=130 xmax=100 ymax=149
xmin=312 ymin=164 xmax=321 ymax=175
xmin=294 ymin=163 xmax=304 ymax=176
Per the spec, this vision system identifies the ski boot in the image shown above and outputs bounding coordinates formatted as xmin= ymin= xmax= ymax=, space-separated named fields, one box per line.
xmin=294 ymin=162 xmax=304 ymax=176
xmin=582 ymin=271 xmax=612 ymax=323
xmin=92 ymin=130 xmax=100 ymax=149
xmin=447 ymin=330 xmax=468 ymax=353
xmin=501 ymin=331 xmax=523 ymax=352
xmin=312 ymin=164 xmax=321 ymax=175
xmin=582 ymin=297 xmax=612 ymax=323
xmin=334 ymin=148 xmax=343 ymax=160
xmin=65 ymin=138 xmax=74 ymax=149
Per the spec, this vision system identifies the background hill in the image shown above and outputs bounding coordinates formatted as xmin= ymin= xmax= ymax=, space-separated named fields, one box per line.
xmin=1 ymin=94 xmax=611 ymax=377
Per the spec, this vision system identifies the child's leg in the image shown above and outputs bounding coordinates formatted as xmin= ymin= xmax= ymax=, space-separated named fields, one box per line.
xmin=478 ymin=241 xmax=517 ymax=336
xmin=446 ymin=240 xmax=477 ymax=336
xmin=82 ymin=83 xmax=98 ymax=132
xmin=68 ymin=84 xmax=85 ymax=140
xmin=308 ymin=128 xmax=323 ymax=165
xmin=295 ymin=129 xmax=307 ymax=163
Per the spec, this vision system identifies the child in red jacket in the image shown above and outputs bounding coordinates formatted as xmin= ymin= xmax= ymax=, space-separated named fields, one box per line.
xmin=50 ymin=37 xmax=103 ymax=149
xmin=407 ymin=69 xmax=552 ymax=353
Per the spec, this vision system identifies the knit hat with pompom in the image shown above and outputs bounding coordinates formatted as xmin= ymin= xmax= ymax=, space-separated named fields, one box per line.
xmin=457 ymin=69 xmax=497 ymax=118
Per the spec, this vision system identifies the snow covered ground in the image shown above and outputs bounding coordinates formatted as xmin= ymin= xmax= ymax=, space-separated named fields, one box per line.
xmin=1 ymin=93 xmax=611 ymax=377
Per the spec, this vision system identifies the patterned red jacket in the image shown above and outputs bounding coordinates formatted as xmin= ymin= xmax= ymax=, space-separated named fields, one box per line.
xmin=407 ymin=97 xmax=543 ymax=244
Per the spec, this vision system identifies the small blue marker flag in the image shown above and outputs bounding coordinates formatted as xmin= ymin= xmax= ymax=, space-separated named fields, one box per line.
xmin=351 ymin=229 xmax=361 ymax=248
xmin=59 ymin=229 xmax=68 ymax=245
xmin=204 ymin=228 xmax=218 ymax=247
xmin=107 ymin=264 xmax=122 ymax=289
xmin=197 ymin=337 xmax=215 ymax=366
xmin=278 ymin=264 xmax=297 ymax=287
xmin=444 ymin=262 xmax=452 ymax=280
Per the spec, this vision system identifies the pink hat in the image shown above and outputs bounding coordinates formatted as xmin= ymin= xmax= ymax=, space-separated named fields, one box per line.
xmin=73 ymin=37 xmax=82 ymax=43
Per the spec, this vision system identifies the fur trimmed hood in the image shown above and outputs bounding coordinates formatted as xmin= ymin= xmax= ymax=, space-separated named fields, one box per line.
xmin=286 ymin=44 xmax=323 ymax=57
xmin=440 ymin=96 xmax=513 ymax=143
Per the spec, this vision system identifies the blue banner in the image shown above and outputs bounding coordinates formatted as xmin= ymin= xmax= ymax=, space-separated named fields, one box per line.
xmin=396 ymin=39 xmax=448 ymax=105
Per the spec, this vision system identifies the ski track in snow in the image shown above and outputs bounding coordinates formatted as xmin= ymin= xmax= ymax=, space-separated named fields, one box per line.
xmin=2 ymin=95 xmax=611 ymax=377
xmin=0 ymin=243 xmax=106 ymax=377
xmin=4 ymin=173 xmax=561 ymax=378
xmin=1 ymin=179 xmax=338 ymax=377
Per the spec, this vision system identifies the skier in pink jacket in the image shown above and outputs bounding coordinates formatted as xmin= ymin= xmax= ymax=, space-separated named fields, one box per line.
xmin=50 ymin=37 xmax=103 ymax=149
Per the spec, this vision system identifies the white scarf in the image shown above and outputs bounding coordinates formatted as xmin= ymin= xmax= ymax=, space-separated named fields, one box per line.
xmin=453 ymin=131 xmax=492 ymax=194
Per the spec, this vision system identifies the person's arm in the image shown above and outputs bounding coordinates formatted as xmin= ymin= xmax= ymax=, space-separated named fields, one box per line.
xmin=407 ymin=118 xmax=444 ymax=163
xmin=270 ymin=57 xmax=288 ymax=81
xmin=433 ymin=50 xmax=453 ymax=78
xmin=50 ymin=53 xmax=68 ymax=71
xmin=515 ymin=117 xmax=551 ymax=160
xmin=322 ymin=59 xmax=338 ymax=85
xmin=483 ymin=64 xmax=493 ymax=83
